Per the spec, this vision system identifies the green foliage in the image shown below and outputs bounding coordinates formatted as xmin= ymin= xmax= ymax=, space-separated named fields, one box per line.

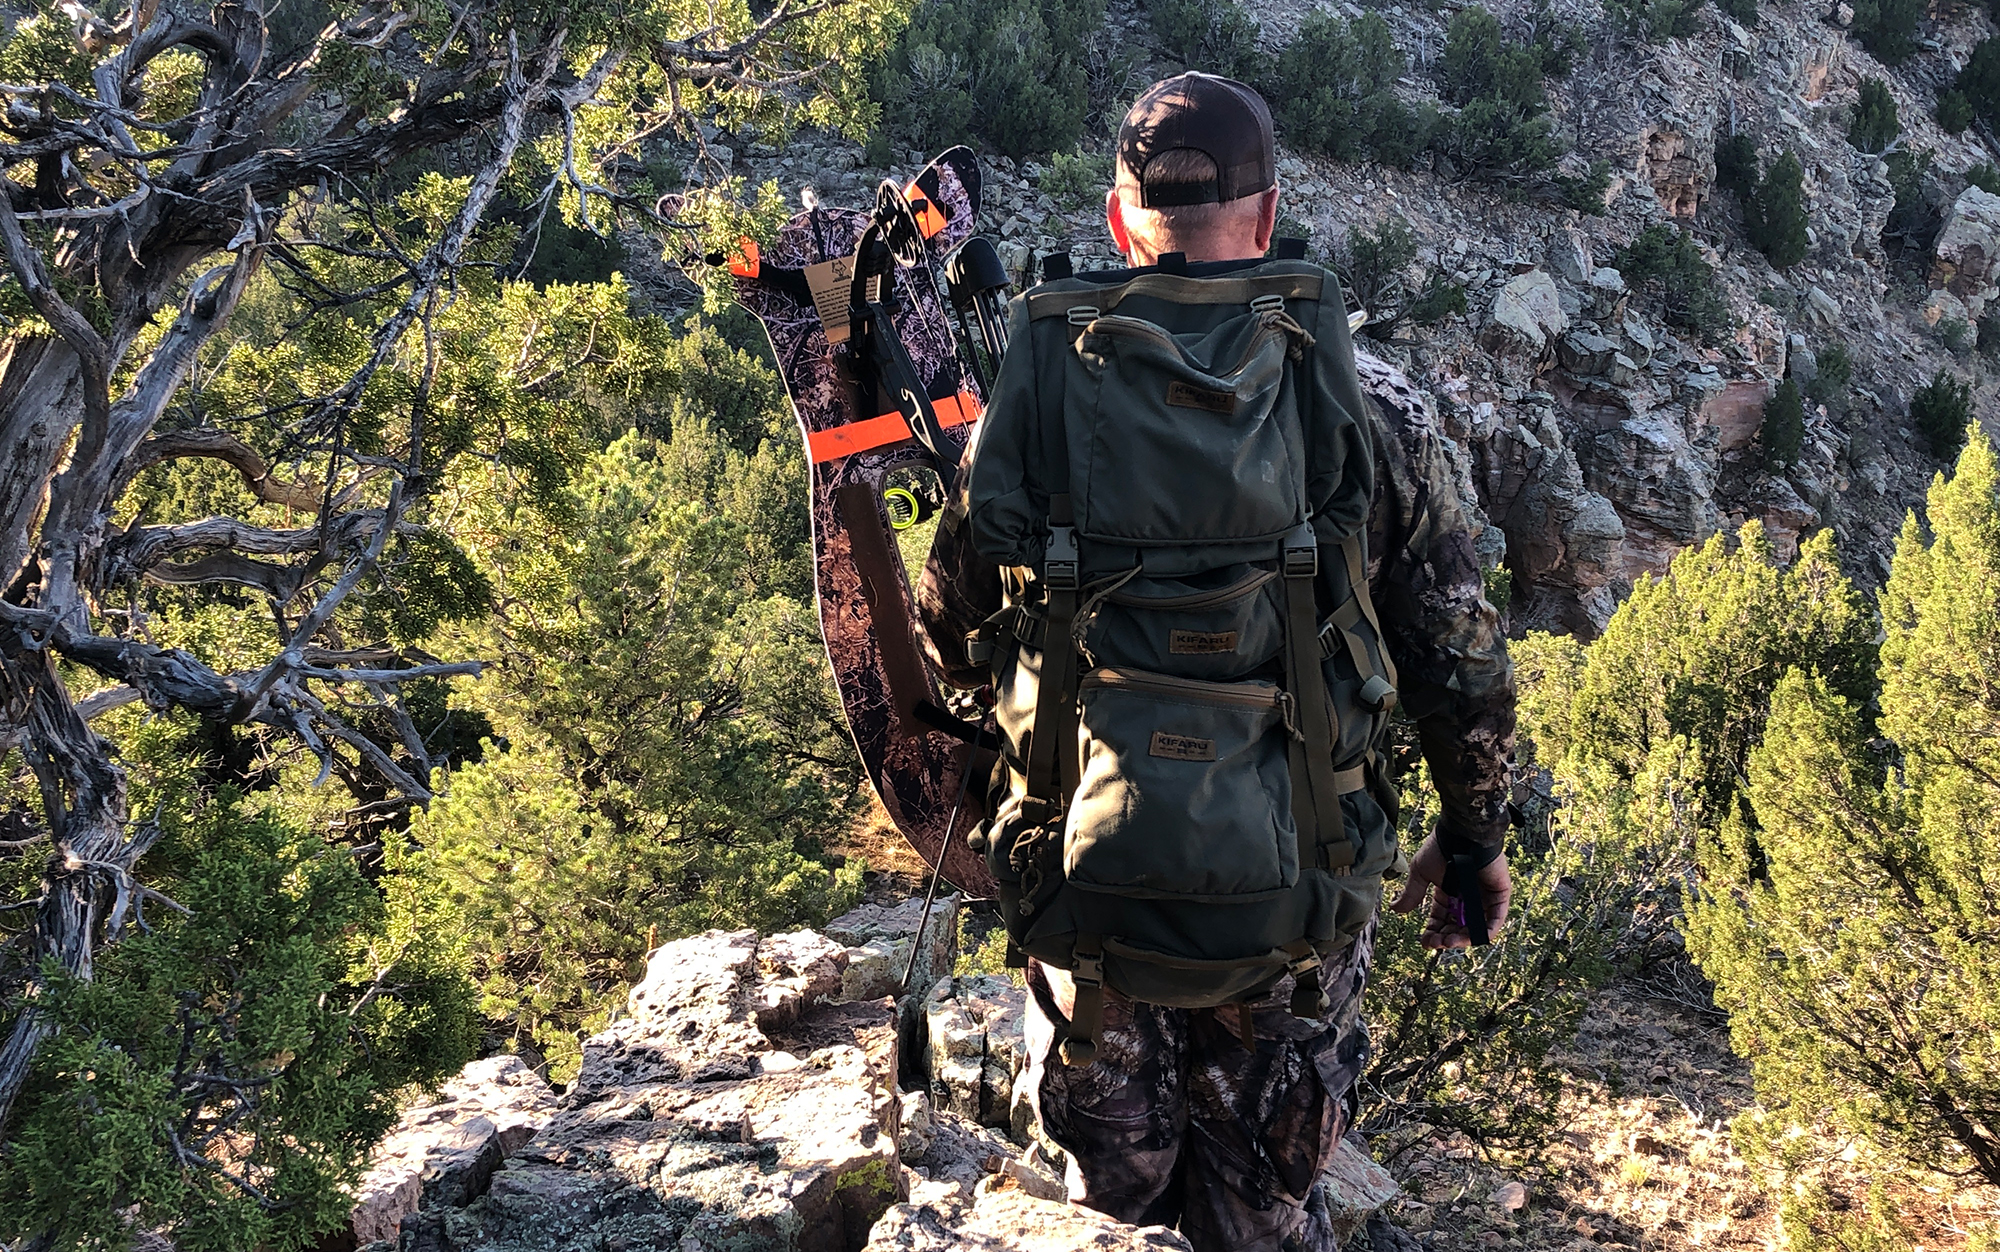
xmin=1339 ymin=216 xmax=1466 ymax=338
xmin=1686 ymin=435 xmax=2000 ymax=1187
xmin=1763 ymin=377 xmax=1805 ymax=471
xmin=870 ymin=0 xmax=1108 ymax=158
xmin=1849 ymin=0 xmax=1925 ymax=64
xmin=1428 ymin=6 xmax=1589 ymax=193
xmin=1522 ymin=525 xmax=1876 ymax=900
xmin=1360 ymin=751 xmax=1614 ymax=1155
xmin=1269 ymin=13 xmax=1435 ymax=167
xmin=1717 ymin=0 xmax=1758 ymax=26
xmin=1149 ymin=0 xmax=1265 ymax=80
xmin=1712 ymin=130 xmax=1760 ymax=196
xmin=1439 ymin=7 xmax=1547 ymax=108
xmin=1847 ymin=78 xmax=1899 ymax=154
xmin=407 ymin=425 xmax=865 ymax=1081
xmin=1970 ymin=160 xmax=2000 ymax=194
xmin=1883 ymin=145 xmax=1937 ymax=250
xmin=954 ymin=913 xmax=1022 ymax=984
xmin=1605 ymin=0 xmax=1707 ymax=42
xmin=0 ymin=788 xmax=475 ymax=1250
xmin=1038 ymin=149 xmax=1116 ymax=212
xmin=1939 ymin=89 xmax=1975 ymax=135
xmin=1910 ymin=369 xmax=1974 ymax=460
xmin=1613 ymin=224 xmax=1734 ymax=342
xmin=1940 ymin=316 xmax=1974 ymax=355
xmin=1804 ymin=341 xmax=1853 ymax=414
xmin=1960 ymin=39 xmax=2000 ymax=132
xmin=1745 ymin=151 xmax=1810 ymax=267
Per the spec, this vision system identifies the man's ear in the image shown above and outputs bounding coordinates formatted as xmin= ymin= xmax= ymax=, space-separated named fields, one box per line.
xmin=1106 ymin=187 xmax=1134 ymax=259
xmin=1252 ymin=185 xmax=1279 ymax=254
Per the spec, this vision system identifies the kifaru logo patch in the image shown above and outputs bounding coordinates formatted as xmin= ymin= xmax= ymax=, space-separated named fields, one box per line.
xmin=1166 ymin=381 xmax=1237 ymax=415
xmin=1148 ymin=731 xmax=1217 ymax=762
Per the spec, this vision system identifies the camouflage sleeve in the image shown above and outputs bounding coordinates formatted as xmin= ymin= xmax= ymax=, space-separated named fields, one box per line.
xmin=1357 ymin=355 xmax=1517 ymax=853
xmin=916 ymin=484 xmax=1002 ymax=690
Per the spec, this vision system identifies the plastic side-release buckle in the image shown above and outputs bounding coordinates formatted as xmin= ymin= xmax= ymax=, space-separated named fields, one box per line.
xmin=1045 ymin=525 xmax=1080 ymax=590
xmin=1281 ymin=522 xmax=1318 ymax=578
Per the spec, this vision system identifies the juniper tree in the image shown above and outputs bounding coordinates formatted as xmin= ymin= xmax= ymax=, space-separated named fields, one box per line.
xmin=1763 ymin=377 xmax=1806 ymax=471
xmin=0 ymin=0 xmax=908 ymax=1188
xmin=1848 ymin=78 xmax=1899 ymax=154
xmin=1911 ymin=369 xmax=1974 ymax=460
xmin=1686 ymin=432 xmax=2000 ymax=1190
xmin=1714 ymin=132 xmax=1758 ymax=197
xmin=1747 ymin=151 xmax=1810 ymax=267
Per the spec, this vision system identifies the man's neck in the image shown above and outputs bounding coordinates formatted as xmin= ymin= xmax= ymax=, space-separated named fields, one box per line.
xmin=1121 ymin=238 xmax=1264 ymax=267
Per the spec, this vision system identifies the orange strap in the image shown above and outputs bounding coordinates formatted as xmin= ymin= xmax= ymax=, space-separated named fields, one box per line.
xmin=909 ymin=193 xmax=948 ymax=240
xmin=806 ymin=391 xmax=980 ymax=464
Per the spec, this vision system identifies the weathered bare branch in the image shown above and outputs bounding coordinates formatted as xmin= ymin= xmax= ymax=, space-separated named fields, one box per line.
xmin=114 ymin=428 xmax=324 ymax=512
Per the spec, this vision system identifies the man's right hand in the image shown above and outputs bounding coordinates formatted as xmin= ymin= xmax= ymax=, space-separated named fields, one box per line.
xmin=1388 ymin=832 xmax=1512 ymax=950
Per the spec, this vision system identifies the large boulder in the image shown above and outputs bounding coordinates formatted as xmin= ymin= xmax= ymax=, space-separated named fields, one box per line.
xmin=387 ymin=929 xmax=907 ymax=1252
xmin=826 ymin=895 xmax=960 ymax=1002
xmin=864 ymin=1183 xmax=1192 ymax=1252
xmin=923 ymin=975 xmax=1027 ymax=1129
xmin=348 ymin=1055 xmax=557 ymax=1244
xmin=1481 ymin=269 xmax=1569 ymax=357
xmin=1929 ymin=186 xmax=2000 ymax=318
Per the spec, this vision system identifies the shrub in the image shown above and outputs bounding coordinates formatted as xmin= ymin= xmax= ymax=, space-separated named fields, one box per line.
xmin=1911 ymin=369 xmax=1973 ymax=459
xmin=1848 ymin=78 xmax=1899 ymax=154
xmin=1039 ymin=148 xmax=1115 ymax=211
xmin=1426 ymin=6 xmax=1592 ymax=198
xmin=1805 ymin=340 xmax=1853 ymax=411
xmin=0 ymin=794 xmax=477 ymax=1249
xmin=1718 ymin=0 xmax=1758 ymax=26
xmin=1150 ymin=0 xmax=1264 ymax=80
xmin=1714 ymin=131 xmax=1759 ymax=197
xmin=1687 ymin=435 xmax=2000 ymax=1191
xmin=1606 ymin=0 xmax=1707 ymax=41
xmin=1884 ymin=146 xmax=1938 ymax=251
xmin=1970 ymin=160 xmax=2000 ymax=194
xmin=1746 ymin=151 xmax=1810 ymax=268
xmin=1764 ymin=376 xmax=1805 ymax=470
xmin=1269 ymin=12 xmax=1436 ymax=167
xmin=1959 ymin=39 xmax=2000 ymax=133
xmin=1614 ymin=223 xmax=1734 ymax=342
xmin=1338 ymin=216 xmax=1468 ymax=337
xmin=1849 ymin=0 xmax=1925 ymax=64
xmin=1440 ymin=6 xmax=1547 ymax=108
xmin=1939 ymin=89 xmax=1975 ymax=134
xmin=870 ymin=0 xmax=1109 ymax=158
xmin=1940 ymin=315 xmax=1973 ymax=354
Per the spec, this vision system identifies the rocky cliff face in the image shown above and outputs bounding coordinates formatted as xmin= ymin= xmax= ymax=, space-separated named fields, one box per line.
xmin=640 ymin=0 xmax=1998 ymax=635
xmin=348 ymin=908 xmax=1403 ymax=1251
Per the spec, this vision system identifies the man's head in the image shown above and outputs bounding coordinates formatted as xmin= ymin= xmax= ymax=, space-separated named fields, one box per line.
xmin=1107 ymin=73 xmax=1280 ymax=266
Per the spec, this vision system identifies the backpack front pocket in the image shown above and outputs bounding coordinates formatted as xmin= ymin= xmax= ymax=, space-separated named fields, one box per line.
xmin=1064 ymin=667 xmax=1298 ymax=901
xmin=1079 ymin=566 xmax=1285 ymax=680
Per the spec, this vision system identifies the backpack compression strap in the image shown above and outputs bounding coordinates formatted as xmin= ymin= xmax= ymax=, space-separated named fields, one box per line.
xmin=1282 ymin=524 xmax=1355 ymax=872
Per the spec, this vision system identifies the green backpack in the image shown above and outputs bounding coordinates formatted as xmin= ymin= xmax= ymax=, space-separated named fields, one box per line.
xmin=963 ymin=257 xmax=1402 ymax=1064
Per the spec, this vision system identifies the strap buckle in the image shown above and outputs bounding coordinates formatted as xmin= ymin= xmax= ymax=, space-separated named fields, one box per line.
xmin=1317 ymin=617 xmax=1340 ymax=659
xmin=1281 ymin=522 xmax=1317 ymax=578
xmin=1066 ymin=305 xmax=1100 ymax=326
xmin=1073 ymin=949 xmax=1104 ymax=988
xmin=1045 ymin=524 xmax=1080 ymax=590
xmin=1251 ymin=293 xmax=1286 ymax=314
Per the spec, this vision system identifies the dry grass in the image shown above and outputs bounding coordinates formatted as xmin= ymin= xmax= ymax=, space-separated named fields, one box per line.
xmin=829 ymin=792 xmax=932 ymax=900
xmin=1374 ymin=981 xmax=2000 ymax=1251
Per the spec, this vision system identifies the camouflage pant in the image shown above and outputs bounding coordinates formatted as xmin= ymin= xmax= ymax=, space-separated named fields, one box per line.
xmin=1020 ymin=917 xmax=1377 ymax=1252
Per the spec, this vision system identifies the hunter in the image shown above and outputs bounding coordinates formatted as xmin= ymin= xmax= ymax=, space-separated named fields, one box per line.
xmin=918 ymin=73 xmax=1516 ymax=1252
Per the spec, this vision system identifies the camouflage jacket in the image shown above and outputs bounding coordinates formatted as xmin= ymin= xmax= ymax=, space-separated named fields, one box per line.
xmin=916 ymin=349 xmax=1516 ymax=852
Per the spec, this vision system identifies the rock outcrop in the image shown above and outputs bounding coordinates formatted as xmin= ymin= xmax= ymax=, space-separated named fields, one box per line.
xmin=361 ymin=925 xmax=1410 ymax=1251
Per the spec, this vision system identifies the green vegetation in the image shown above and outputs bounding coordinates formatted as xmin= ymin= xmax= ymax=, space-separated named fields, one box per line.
xmin=1970 ymin=161 xmax=2000 ymax=195
xmin=1605 ymin=0 xmax=1706 ymax=42
xmin=1746 ymin=151 xmax=1810 ymax=268
xmin=1150 ymin=0 xmax=1265 ymax=81
xmin=1847 ymin=78 xmax=1899 ymax=154
xmin=1718 ymin=0 xmax=1758 ymax=26
xmin=0 ymin=745 xmax=475 ymax=1248
xmin=1805 ymin=341 xmax=1853 ymax=413
xmin=1614 ymin=224 xmax=1734 ymax=342
xmin=1040 ymin=148 xmax=1116 ymax=210
xmin=1939 ymin=89 xmax=1975 ymax=134
xmin=1339 ymin=216 xmax=1469 ymax=339
xmin=1911 ymin=369 xmax=1974 ymax=460
xmin=1955 ymin=38 xmax=2000 ymax=132
xmin=871 ymin=0 xmax=1109 ymax=158
xmin=1714 ymin=131 xmax=1759 ymax=197
xmin=1849 ymin=0 xmax=1926 ymax=64
xmin=1763 ymin=377 xmax=1806 ymax=471
xmin=1883 ymin=146 xmax=1938 ymax=251
xmin=1269 ymin=12 xmax=1436 ymax=168
xmin=1687 ymin=435 xmax=2000 ymax=1195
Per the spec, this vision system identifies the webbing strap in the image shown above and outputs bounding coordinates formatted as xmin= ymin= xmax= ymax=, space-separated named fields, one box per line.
xmin=1061 ymin=939 xmax=1105 ymax=1066
xmin=1027 ymin=271 xmax=1324 ymax=322
xmin=1024 ymin=495 xmax=1080 ymax=816
xmin=1282 ymin=939 xmax=1331 ymax=1019
xmin=1282 ymin=524 xmax=1351 ymax=872
xmin=1341 ymin=534 xmax=1397 ymax=689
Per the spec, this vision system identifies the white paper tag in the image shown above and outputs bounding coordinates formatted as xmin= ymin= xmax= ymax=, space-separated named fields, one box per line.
xmin=804 ymin=257 xmax=856 ymax=345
